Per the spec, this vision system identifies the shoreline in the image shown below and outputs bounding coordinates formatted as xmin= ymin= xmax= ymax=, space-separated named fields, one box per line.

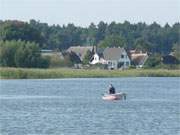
xmin=0 ymin=67 xmax=180 ymax=79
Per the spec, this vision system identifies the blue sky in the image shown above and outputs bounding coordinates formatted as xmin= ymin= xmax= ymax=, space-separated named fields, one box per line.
xmin=1 ymin=0 xmax=179 ymax=26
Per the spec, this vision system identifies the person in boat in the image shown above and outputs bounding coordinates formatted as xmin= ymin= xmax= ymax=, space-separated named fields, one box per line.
xmin=108 ymin=84 xmax=116 ymax=94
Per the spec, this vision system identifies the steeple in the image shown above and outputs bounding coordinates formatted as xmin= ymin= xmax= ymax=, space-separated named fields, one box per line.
xmin=92 ymin=44 xmax=96 ymax=54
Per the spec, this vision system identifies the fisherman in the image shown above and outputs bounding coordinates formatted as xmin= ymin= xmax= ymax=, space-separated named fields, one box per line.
xmin=108 ymin=84 xmax=116 ymax=94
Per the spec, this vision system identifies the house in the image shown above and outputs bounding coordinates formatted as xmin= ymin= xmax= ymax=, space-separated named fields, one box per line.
xmin=103 ymin=47 xmax=131 ymax=69
xmin=130 ymin=50 xmax=148 ymax=68
xmin=89 ymin=48 xmax=106 ymax=64
xmin=67 ymin=46 xmax=95 ymax=61
xmin=161 ymin=54 xmax=179 ymax=65
xmin=90 ymin=53 xmax=107 ymax=65
xmin=90 ymin=53 xmax=100 ymax=64
xmin=90 ymin=47 xmax=131 ymax=69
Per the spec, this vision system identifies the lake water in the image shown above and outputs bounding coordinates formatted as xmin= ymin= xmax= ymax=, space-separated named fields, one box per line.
xmin=0 ymin=77 xmax=179 ymax=135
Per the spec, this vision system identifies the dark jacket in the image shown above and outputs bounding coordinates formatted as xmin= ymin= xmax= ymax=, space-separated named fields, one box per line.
xmin=109 ymin=86 xmax=115 ymax=94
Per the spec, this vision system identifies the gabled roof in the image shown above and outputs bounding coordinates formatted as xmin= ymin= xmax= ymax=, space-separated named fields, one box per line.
xmin=162 ymin=55 xmax=179 ymax=64
xmin=131 ymin=52 xmax=148 ymax=66
xmin=96 ymin=48 xmax=104 ymax=58
xmin=103 ymin=47 xmax=126 ymax=60
xmin=67 ymin=46 xmax=95 ymax=60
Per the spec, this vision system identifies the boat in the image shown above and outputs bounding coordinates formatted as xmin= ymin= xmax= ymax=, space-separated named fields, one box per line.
xmin=102 ymin=92 xmax=126 ymax=101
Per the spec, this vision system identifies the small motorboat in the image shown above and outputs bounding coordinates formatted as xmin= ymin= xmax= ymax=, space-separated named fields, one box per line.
xmin=102 ymin=92 xmax=126 ymax=101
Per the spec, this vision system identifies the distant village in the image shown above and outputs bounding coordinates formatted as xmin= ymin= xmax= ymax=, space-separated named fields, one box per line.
xmin=41 ymin=45 xmax=178 ymax=70
xmin=0 ymin=20 xmax=179 ymax=69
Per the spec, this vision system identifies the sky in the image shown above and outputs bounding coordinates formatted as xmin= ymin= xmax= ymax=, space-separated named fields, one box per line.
xmin=0 ymin=0 xmax=180 ymax=27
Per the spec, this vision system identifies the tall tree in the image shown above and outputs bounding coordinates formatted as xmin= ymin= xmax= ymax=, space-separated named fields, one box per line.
xmin=87 ymin=23 xmax=97 ymax=45
xmin=134 ymin=38 xmax=152 ymax=52
xmin=96 ymin=21 xmax=107 ymax=42
xmin=98 ymin=35 xmax=127 ymax=48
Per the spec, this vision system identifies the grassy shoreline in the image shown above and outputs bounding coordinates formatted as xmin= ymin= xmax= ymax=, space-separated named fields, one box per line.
xmin=0 ymin=67 xmax=180 ymax=79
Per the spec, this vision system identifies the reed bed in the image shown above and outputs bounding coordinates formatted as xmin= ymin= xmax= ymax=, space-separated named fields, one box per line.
xmin=0 ymin=67 xmax=179 ymax=79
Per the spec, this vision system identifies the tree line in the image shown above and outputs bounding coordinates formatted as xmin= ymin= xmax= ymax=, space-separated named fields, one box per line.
xmin=0 ymin=20 xmax=179 ymax=54
xmin=0 ymin=19 xmax=179 ymax=68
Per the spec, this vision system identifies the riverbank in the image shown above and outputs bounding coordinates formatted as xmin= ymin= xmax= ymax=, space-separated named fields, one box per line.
xmin=0 ymin=67 xmax=180 ymax=79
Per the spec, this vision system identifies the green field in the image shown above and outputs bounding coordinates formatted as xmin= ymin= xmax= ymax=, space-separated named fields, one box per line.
xmin=0 ymin=67 xmax=180 ymax=79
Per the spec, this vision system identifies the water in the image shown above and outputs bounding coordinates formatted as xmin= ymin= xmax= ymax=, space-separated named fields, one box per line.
xmin=0 ymin=77 xmax=179 ymax=135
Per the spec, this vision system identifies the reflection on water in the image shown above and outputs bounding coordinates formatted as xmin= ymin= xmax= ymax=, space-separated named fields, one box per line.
xmin=0 ymin=77 xmax=180 ymax=135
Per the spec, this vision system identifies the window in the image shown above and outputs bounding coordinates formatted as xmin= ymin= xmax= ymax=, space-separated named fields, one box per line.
xmin=121 ymin=55 xmax=124 ymax=58
xmin=118 ymin=62 xmax=124 ymax=68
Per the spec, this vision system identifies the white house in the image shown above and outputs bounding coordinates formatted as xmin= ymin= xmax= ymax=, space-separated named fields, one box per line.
xmin=90 ymin=47 xmax=131 ymax=69
xmin=90 ymin=53 xmax=100 ymax=64
xmin=103 ymin=47 xmax=131 ymax=69
xmin=89 ymin=53 xmax=107 ymax=65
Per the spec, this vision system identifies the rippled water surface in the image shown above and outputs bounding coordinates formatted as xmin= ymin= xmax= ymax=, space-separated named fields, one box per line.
xmin=0 ymin=77 xmax=180 ymax=135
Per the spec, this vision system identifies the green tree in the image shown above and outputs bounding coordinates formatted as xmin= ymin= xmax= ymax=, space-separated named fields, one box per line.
xmin=83 ymin=50 xmax=93 ymax=64
xmin=87 ymin=23 xmax=97 ymax=45
xmin=0 ymin=21 xmax=42 ymax=44
xmin=144 ymin=54 xmax=162 ymax=68
xmin=134 ymin=38 xmax=152 ymax=52
xmin=172 ymin=43 xmax=180 ymax=61
xmin=0 ymin=40 xmax=49 ymax=68
xmin=62 ymin=51 xmax=81 ymax=67
xmin=98 ymin=35 xmax=127 ymax=48
xmin=14 ymin=41 xmax=44 ymax=68
xmin=96 ymin=21 xmax=107 ymax=42
xmin=0 ymin=40 xmax=18 ymax=66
